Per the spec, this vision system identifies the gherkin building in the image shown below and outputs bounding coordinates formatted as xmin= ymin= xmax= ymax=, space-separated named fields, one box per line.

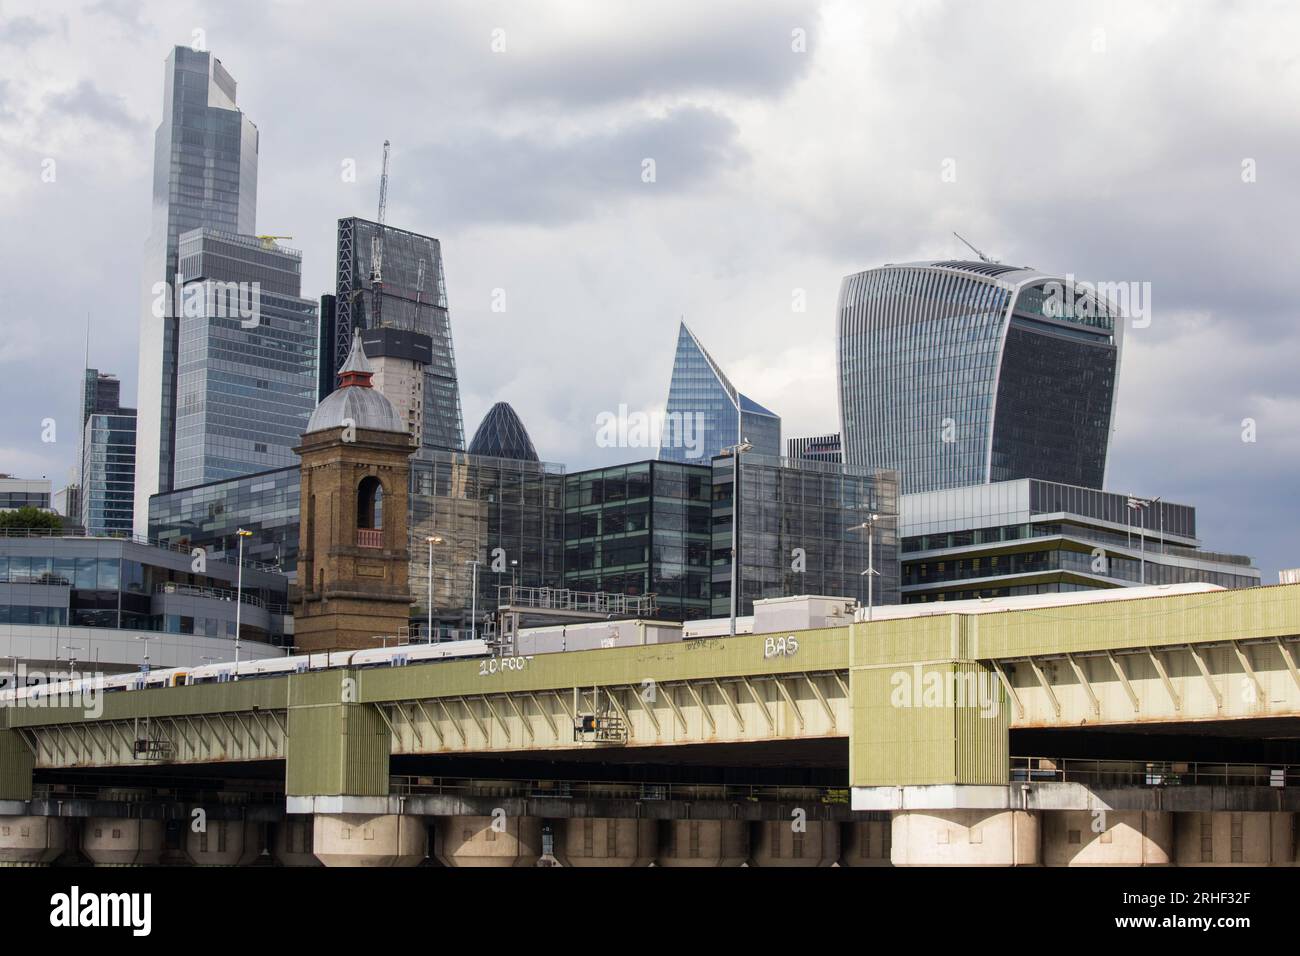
xmin=467 ymin=402 xmax=539 ymax=461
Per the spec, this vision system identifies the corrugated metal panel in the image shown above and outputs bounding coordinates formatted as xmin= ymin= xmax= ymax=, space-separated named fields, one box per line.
xmin=0 ymin=728 xmax=34 ymax=800
xmin=285 ymin=671 xmax=389 ymax=797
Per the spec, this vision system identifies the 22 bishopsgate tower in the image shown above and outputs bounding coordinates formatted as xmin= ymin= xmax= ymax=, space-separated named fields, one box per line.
xmin=134 ymin=47 xmax=259 ymax=535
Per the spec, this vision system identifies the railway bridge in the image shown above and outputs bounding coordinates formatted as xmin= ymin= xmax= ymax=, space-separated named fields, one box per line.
xmin=2 ymin=584 xmax=1299 ymax=866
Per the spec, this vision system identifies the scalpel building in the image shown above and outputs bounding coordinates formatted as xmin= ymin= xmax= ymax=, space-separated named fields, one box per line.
xmin=837 ymin=261 xmax=1122 ymax=495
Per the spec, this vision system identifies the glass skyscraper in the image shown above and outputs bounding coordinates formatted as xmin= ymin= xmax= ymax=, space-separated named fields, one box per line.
xmin=172 ymin=230 xmax=318 ymax=488
xmin=330 ymin=217 xmax=465 ymax=452
xmin=467 ymin=402 xmax=539 ymax=461
xmin=837 ymin=261 xmax=1122 ymax=495
xmin=135 ymin=46 xmax=259 ymax=535
xmin=658 ymin=322 xmax=781 ymax=463
xmin=81 ymin=410 xmax=137 ymax=537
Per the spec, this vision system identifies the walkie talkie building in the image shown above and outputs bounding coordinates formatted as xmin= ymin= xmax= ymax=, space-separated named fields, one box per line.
xmin=837 ymin=260 xmax=1123 ymax=495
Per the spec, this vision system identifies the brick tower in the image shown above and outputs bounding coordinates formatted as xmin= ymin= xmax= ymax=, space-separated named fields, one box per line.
xmin=293 ymin=333 xmax=414 ymax=651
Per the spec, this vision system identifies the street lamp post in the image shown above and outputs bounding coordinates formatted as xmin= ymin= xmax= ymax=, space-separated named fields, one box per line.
xmin=850 ymin=514 xmax=881 ymax=622
xmin=426 ymin=535 xmax=443 ymax=643
xmin=136 ymin=634 xmax=153 ymax=677
xmin=727 ymin=438 xmax=753 ymax=638
xmin=467 ymin=560 xmax=481 ymax=641
xmin=234 ymin=528 xmax=252 ymax=664
xmin=1126 ymin=497 xmax=1156 ymax=585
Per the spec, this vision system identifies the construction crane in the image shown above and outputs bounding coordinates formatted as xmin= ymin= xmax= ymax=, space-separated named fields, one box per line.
xmin=953 ymin=231 xmax=998 ymax=264
xmin=369 ymin=140 xmax=391 ymax=330
xmin=256 ymin=235 xmax=293 ymax=249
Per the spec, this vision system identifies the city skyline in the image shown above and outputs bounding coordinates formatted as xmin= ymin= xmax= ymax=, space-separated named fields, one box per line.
xmin=2 ymin=1 xmax=1297 ymax=582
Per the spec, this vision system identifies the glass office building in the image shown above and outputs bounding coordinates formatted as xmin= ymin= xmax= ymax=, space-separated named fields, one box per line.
xmin=410 ymin=452 xmax=565 ymax=635
xmin=659 ymin=322 xmax=781 ymax=463
xmin=136 ymin=46 xmax=259 ymax=535
xmin=900 ymin=479 xmax=1259 ymax=601
xmin=564 ymin=461 xmax=714 ymax=622
xmin=0 ymin=536 xmax=288 ymax=644
xmin=149 ymin=465 xmax=300 ymax=579
xmin=171 ymin=230 xmax=318 ymax=487
xmin=81 ymin=411 xmax=137 ymax=537
xmin=711 ymin=454 xmax=900 ymax=617
xmin=330 ymin=217 xmax=465 ymax=452
xmin=837 ymin=261 xmax=1122 ymax=494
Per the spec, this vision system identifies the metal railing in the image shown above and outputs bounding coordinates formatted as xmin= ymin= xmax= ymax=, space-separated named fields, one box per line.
xmin=1011 ymin=757 xmax=1298 ymax=788
xmin=154 ymin=582 xmax=268 ymax=610
xmin=497 ymin=585 xmax=658 ymax=617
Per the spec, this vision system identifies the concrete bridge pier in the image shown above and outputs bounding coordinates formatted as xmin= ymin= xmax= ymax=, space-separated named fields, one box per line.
xmin=184 ymin=820 xmax=265 ymax=867
xmin=1174 ymin=812 xmax=1295 ymax=866
xmin=1042 ymin=811 xmax=1173 ymax=866
xmin=656 ymin=819 xmax=749 ymax=867
xmin=890 ymin=810 xmax=1040 ymax=866
xmin=272 ymin=816 xmax=322 ymax=866
xmin=0 ymin=816 xmax=67 ymax=866
xmin=312 ymin=813 xmax=427 ymax=867
xmin=552 ymin=817 xmax=655 ymax=867
xmin=82 ymin=818 xmax=165 ymax=866
xmin=750 ymin=819 xmax=840 ymax=866
xmin=434 ymin=814 xmax=543 ymax=867
xmin=839 ymin=818 xmax=892 ymax=867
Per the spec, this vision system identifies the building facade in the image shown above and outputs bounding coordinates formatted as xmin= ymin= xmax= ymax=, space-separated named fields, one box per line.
xmin=787 ymin=433 xmax=842 ymax=463
xmin=0 ymin=536 xmax=289 ymax=645
xmin=712 ymin=454 xmax=900 ymax=618
xmin=564 ymin=461 xmax=713 ymax=622
xmin=135 ymin=46 xmax=259 ymax=535
xmin=411 ymin=451 xmax=565 ymax=637
xmin=329 ymin=217 xmax=465 ymax=453
xmin=0 ymin=478 xmax=51 ymax=512
xmin=81 ymin=370 xmax=121 ymax=426
xmin=81 ymin=411 xmax=137 ymax=537
xmin=837 ymin=260 xmax=1122 ymax=494
xmin=659 ymin=322 xmax=780 ymax=464
xmin=900 ymin=479 xmax=1259 ymax=602
xmin=171 ymin=230 xmax=318 ymax=487
xmin=148 ymin=465 xmax=300 ymax=579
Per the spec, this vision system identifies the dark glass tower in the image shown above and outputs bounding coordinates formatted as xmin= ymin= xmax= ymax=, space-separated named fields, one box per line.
xmin=658 ymin=322 xmax=781 ymax=463
xmin=329 ymin=217 xmax=465 ymax=452
xmin=135 ymin=47 xmax=259 ymax=535
xmin=837 ymin=261 xmax=1122 ymax=494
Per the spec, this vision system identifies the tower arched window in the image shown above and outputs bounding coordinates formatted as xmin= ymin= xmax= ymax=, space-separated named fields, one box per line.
xmin=358 ymin=477 xmax=384 ymax=530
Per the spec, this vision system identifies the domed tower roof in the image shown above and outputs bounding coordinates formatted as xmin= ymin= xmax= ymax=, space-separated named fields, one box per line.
xmin=305 ymin=333 xmax=406 ymax=435
xmin=467 ymin=402 xmax=539 ymax=461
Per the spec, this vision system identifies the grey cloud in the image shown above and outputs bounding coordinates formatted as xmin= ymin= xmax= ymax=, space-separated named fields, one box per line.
xmin=400 ymin=105 xmax=746 ymax=228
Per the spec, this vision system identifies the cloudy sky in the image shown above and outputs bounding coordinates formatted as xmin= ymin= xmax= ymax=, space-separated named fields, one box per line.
xmin=1 ymin=0 xmax=1297 ymax=578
